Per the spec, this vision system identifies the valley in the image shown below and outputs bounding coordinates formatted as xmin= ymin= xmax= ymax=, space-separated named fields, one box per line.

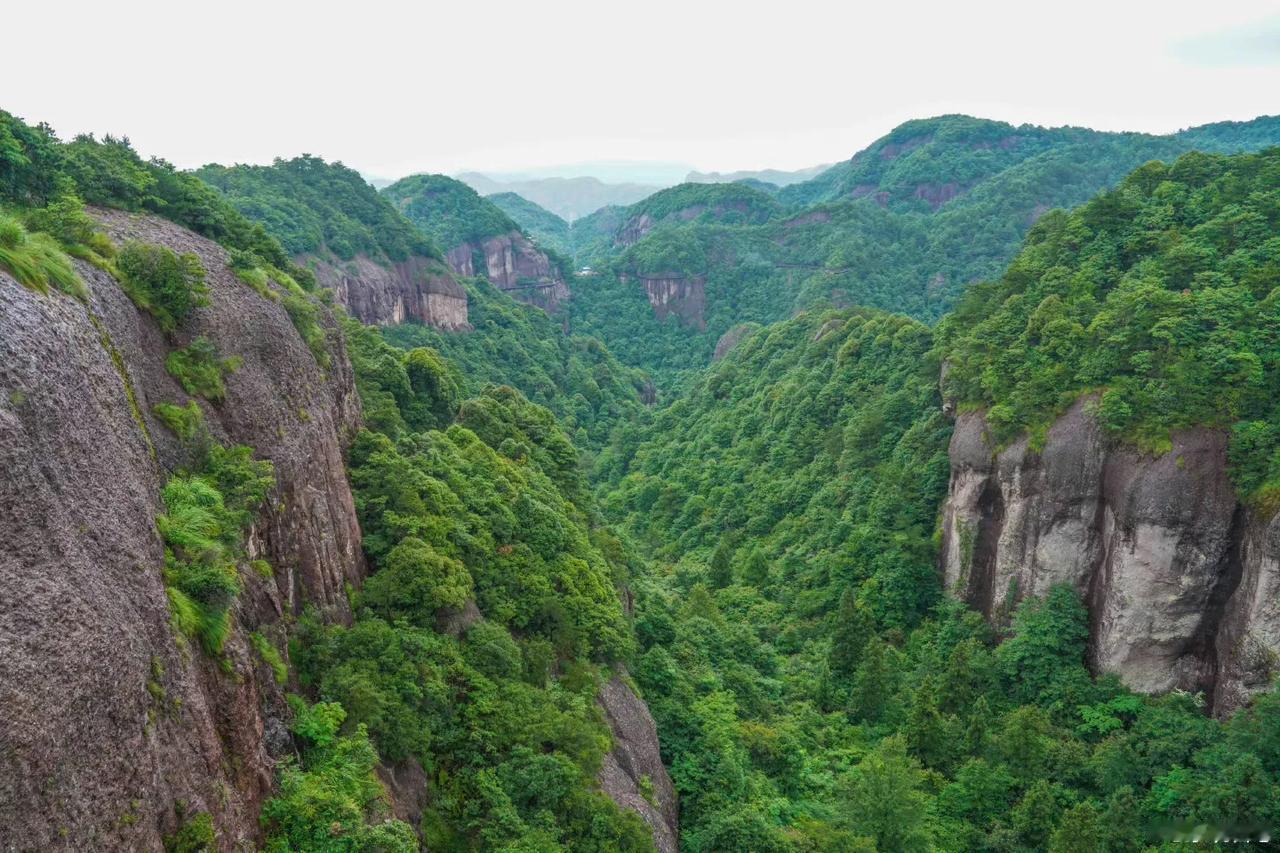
xmin=1 ymin=101 xmax=1280 ymax=853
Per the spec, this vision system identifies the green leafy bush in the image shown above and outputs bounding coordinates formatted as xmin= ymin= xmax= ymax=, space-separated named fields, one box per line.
xmin=157 ymin=444 xmax=273 ymax=654
xmin=261 ymin=698 xmax=416 ymax=852
xmin=116 ymin=241 xmax=208 ymax=332
xmin=165 ymin=337 xmax=240 ymax=401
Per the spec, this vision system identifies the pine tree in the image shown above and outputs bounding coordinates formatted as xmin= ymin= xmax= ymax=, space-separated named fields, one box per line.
xmin=739 ymin=547 xmax=769 ymax=587
xmin=829 ymin=588 xmax=874 ymax=683
xmin=849 ymin=637 xmax=893 ymax=723
xmin=709 ymin=539 xmax=734 ymax=589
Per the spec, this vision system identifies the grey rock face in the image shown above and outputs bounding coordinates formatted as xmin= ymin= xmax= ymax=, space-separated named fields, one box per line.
xmin=940 ymin=397 xmax=1278 ymax=712
xmin=445 ymin=231 xmax=569 ymax=313
xmin=0 ymin=210 xmax=365 ymax=849
xmin=307 ymin=252 xmax=469 ymax=330
xmin=597 ymin=674 xmax=679 ymax=853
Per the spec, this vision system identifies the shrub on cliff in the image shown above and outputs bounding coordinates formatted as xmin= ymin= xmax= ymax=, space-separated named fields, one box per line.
xmin=165 ymin=336 xmax=240 ymax=401
xmin=116 ymin=241 xmax=208 ymax=332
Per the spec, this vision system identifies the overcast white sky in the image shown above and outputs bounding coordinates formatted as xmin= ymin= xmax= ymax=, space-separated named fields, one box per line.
xmin=3 ymin=0 xmax=1278 ymax=180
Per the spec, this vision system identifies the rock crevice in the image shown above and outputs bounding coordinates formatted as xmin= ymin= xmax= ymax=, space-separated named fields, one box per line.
xmin=939 ymin=397 xmax=1280 ymax=714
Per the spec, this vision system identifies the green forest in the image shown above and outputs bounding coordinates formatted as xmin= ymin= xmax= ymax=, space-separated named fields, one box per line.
xmin=4 ymin=100 xmax=1280 ymax=852
xmin=567 ymin=114 xmax=1280 ymax=383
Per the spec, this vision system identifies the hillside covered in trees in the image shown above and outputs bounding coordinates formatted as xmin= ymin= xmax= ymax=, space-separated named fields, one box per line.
xmin=5 ymin=97 xmax=1280 ymax=853
xmin=567 ymin=114 xmax=1280 ymax=382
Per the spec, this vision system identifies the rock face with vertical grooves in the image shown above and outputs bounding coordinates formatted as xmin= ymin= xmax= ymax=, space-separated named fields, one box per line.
xmin=0 ymin=209 xmax=364 ymax=850
xmin=444 ymin=230 xmax=569 ymax=313
xmin=939 ymin=396 xmax=1280 ymax=714
xmin=307 ymin=253 xmax=468 ymax=330
xmin=597 ymin=674 xmax=680 ymax=853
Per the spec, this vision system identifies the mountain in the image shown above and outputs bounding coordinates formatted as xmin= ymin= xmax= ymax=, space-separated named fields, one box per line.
xmin=196 ymin=156 xmax=467 ymax=329
xmin=591 ymin=149 xmax=1280 ymax=847
xmin=383 ymin=174 xmax=570 ymax=313
xmin=457 ymin=172 xmax=663 ymax=221
xmin=9 ymin=98 xmax=1280 ymax=853
xmin=568 ymin=113 xmax=1280 ymax=381
xmin=684 ymin=163 xmax=832 ymax=187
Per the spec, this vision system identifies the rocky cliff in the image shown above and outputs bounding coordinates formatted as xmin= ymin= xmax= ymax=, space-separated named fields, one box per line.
xmin=623 ymin=272 xmax=706 ymax=330
xmin=939 ymin=396 xmax=1280 ymax=715
xmin=307 ymin=253 xmax=468 ymax=330
xmin=444 ymin=230 xmax=569 ymax=313
xmin=0 ymin=209 xmax=364 ymax=850
xmin=597 ymin=675 xmax=679 ymax=853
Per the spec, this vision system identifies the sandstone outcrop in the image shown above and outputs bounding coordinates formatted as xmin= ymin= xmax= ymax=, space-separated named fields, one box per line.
xmin=0 ymin=209 xmax=364 ymax=849
xmin=307 ymin=253 xmax=468 ymax=330
xmin=939 ymin=396 xmax=1279 ymax=714
xmin=444 ymin=230 xmax=569 ymax=313
xmin=623 ymin=272 xmax=706 ymax=330
xmin=597 ymin=674 xmax=679 ymax=853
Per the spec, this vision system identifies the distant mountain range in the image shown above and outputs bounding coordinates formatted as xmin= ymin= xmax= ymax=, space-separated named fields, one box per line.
xmin=683 ymin=164 xmax=833 ymax=187
xmin=455 ymin=173 xmax=661 ymax=221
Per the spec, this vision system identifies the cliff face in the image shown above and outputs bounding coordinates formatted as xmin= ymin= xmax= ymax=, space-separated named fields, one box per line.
xmin=939 ymin=397 xmax=1279 ymax=714
xmin=444 ymin=230 xmax=569 ymax=313
xmin=0 ymin=209 xmax=364 ymax=850
xmin=626 ymin=272 xmax=706 ymax=330
xmin=597 ymin=675 xmax=679 ymax=853
xmin=308 ymin=253 xmax=468 ymax=330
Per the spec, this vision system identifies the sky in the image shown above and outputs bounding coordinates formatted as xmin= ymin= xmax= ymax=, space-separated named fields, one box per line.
xmin=3 ymin=0 xmax=1278 ymax=182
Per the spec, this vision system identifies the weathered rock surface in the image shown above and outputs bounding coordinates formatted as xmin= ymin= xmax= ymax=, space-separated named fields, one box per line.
xmin=307 ymin=252 xmax=468 ymax=330
xmin=939 ymin=397 xmax=1279 ymax=713
xmin=444 ymin=230 xmax=569 ymax=313
xmin=0 ymin=209 xmax=364 ymax=850
xmin=712 ymin=323 xmax=759 ymax=361
xmin=597 ymin=674 xmax=679 ymax=853
xmin=625 ymin=272 xmax=706 ymax=330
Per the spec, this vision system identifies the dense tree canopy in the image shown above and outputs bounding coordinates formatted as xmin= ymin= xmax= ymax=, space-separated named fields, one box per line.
xmin=196 ymin=155 xmax=441 ymax=262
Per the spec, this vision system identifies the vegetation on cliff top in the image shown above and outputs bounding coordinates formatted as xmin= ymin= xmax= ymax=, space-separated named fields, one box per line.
xmin=940 ymin=147 xmax=1280 ymax=503
xmin=381 ymin=174 xmax=521 ymax=250
xmin=196 ymin=156 xmax=442 ymax=263
xmin=487 ymin=191 xmax=572 ymax=257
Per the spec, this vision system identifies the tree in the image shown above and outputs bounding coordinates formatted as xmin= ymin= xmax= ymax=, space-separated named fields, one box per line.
xmin=708 ymin=539 xmax=734 ymax=589
xmin=849 ymin=637 xmax=894 ymax=723
xmin=739 ymin=547 xmax=769 ymax=587
xmin=829 ymin=588 xmax=875 ymax=683
xmin=838 ymin=735 xmax=935 ymax=852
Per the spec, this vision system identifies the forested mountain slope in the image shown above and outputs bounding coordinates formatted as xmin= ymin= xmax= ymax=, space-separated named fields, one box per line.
xmin=595 ymin=295 xmax=1280 ymax=849
xmin=383 ymin=175 xmax=570 ymax=313
xmin=196 ymin=156 xmax=468 ymax=329
xmin=570 ymin=114 xmax=1280 ymax=382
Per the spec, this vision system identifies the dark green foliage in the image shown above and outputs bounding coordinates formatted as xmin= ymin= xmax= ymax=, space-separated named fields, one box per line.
xmin=261 ymin=699 xmax=417 ymax=852
xmin=196 ymin=156 xmax=441 ymax=262
xmin=401 ymin=347 xmax=461 ymax=432
xmin=487 ymin=192 xmax=572 ymax=256
xmin=626 ymin=181 xmax=780 ymax=226
xmin=165 ymin=336 xmax=240 ymax=401
xmin=294 ymin=331 xmax=653 ymax=849
xmin=939 ymin=148 xmax=1280 ymax=502
xmin=381 ymin=174 xmax=520 ymax=250
xmin=378 ymin=278 xmax=650 ymax=451
xmin=164 ymin=805 xmax=215 ymax=853
xmin=570 ymin=114 xmax=1280 ymax=381
xmin=116 ymin=241 xmax=208 ymax=332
